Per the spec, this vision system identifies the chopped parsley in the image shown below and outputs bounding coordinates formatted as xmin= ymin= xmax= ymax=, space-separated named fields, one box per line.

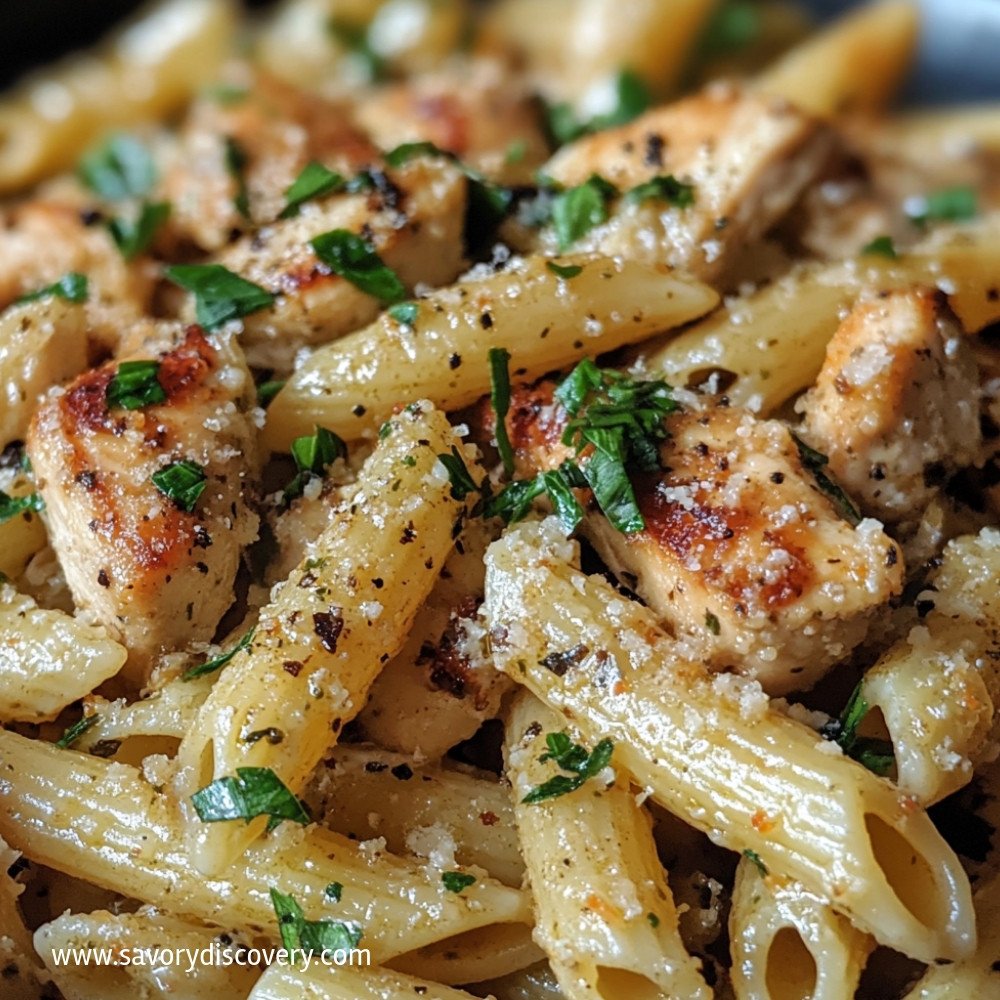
xmin=522 ymin=731 xmax=615 ymax=804
xmin=647 ymin=912 xmax=661 ymax=928
xmin=257 ymin=380 xmax=285 ymax=408
xmin=327 ymin=16 xmax=384 ymax=82
xmin=820 ymin=682 xmax=895 ymax=777
xmin=861 ymin=235 xmax=898 ymax=259
xmin=704 ymin=610 xmax=721 ymax=635
xmin=284 ymin=426 xmax=346 ymax=504
xmin=387 ymin=301 xmax=419 ymax=326
xmin=906 ymin=186 xmax=978 ymax=226
xmin=488 ymin=347 xmax=516 ymax=476
xmin=14 ymin=272 xmax=89 ymax=306
xmin=106 ymin=359 xmax=166 ymax=411
xmin=325 ymin=882 xmax=343 ymax=902
xmin=55 ymin=713 xmax=99 ymax=749
xmin=270 ymin=888 xmax=363 ymax=955
xmin=191 ymin=767 xmax=309 ymax=831
xmin=742 ymin=849 xmax=768 ymax=877
xmin=310 ymin=229 xmax=406 ymax=304
xmin=551 ymin=174 xmax=617 ymax=250
xmin=700 ymin=0 xmax=761 ymax=57
xmin=505 ymin=138 xmax=527 ymax=164
xmin=182 ymin=627 xmax=255 ymax=681
xmin=792 ymin=434 xmax=861 ymax=526
xmin=164 ymin=264 xmax=275 ymax=329
xmin=384 ymin=141 xmax=444 ymax=168
xmin=441 ymin=871 xmax=476 ymax=893
xmin=224 ymin=136 xmax=251 ymax=221
xmin=626 ymin=175 xmax=696 ymax=208
xmin=108 ymin=201 xmax=171 ymax=260
xmin=545 ymin=261 xmax=583 ymax=279
xmin=0 ymin=491 xmax=44 ymax=525
xmin=437 ymin=446 xmax=479 ymax=500
xmin=151 ymin=460 xmax=207 ymax=512
xmin=546 ymin=69 xmax=651 ymax=146
xmin=281 ymin=161 xmax=346 ymax=218
xmin=78 ymin=133 xmax=157 ymax=201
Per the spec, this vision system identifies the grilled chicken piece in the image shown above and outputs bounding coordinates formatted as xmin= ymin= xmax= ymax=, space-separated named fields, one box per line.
xmin=0 ymin=199 xmax=155 ymax=353
xmin=495 ymin=384 xmax=903 ymax=694
xmin=798 ymin=288 xmax=981 ymax=528
xmin=539 ymin=83 xmax=834 ymax=283
xmin=162 ymin=71 xmax=379 ymax=251
xmin=353 ymin=59 xmax=550 ymax=185
xmin=27 ymin=327 xmax=260 ymax=688
xmin=215 ymin=155 xmax=467 ymax=371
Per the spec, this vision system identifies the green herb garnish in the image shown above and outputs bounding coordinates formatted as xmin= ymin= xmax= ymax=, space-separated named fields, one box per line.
xmin=182 ymin=627 xmax=255 ymax=681
xmin=488 ymin=347 xmax=516 ymax=477
xmin=0 ymin=491 xmax=44 ymax=525
xmin=551 ymin=174 xmax=617 ymax=251
xmin=545 ymin=69 xmax=651 ymax=146
xmin=437 ymin=446 xmax=479 ymax=500
xmin=55 ymin=713 xmax=99 ymax=749
xmin=522 ymin=731 xmax=614 ymax=804
xmin=257 ymin=380 xmax=285 ymax=408
xmin=387 ymin=301 xmax=419 ymax=326
xmin=820 ymin=682 xmax=895 ymax=776
xmin=281 ymin=161 xmax=346 ymax=218
xmin=792 ymin=434 xmax=861 ymax=526
xmin=78 ymin=134 xmax=156 ymax=201
xmin=164 ymin=264 xmax=275 ymax=330
xmin=327 ymin=17 xmax=384 ymax=82
xmin=647 ymin=912 xmax=661 ymax=928
xmin=151 ymin=460 xmax=207 ymax=512
xmin=14 ymin=273 xmax=89 ymax=306
xmin=907 ymin=186 xmax=978 ymax=226
xmin=861 ymin=235 xmax=898 ymax=259
xmin=700 ymin=1 xmax=761 ymax=57
xmin=441 ymin=871 xmax=476 ymax=893
xmin=192 ymin=767 xmax=309 ymax=831
xmin=545 ymin=261 xmax=583 ymax=279
xmin=310 ymin=229 xmax=406 ymax=304
xmin=108 ymin=201 xmax=171 ymax=260
xmin=325 ymin=882 xmax=343 ymax=902
xmin=743 ymin=849 xmax=768 ymax=877
xmin=270 ymin=888 xmax=363 ymax=955
xmin=224 ymin=136 xmax=251 ymax=221
xmin=283 ymin=426 xmax=346 ymax=504
xmin=106 ymin=359 xmax=166 ymax=411
xmin=705 ymin=611 xmax=721 ymax=635
xmin=626 ymin=175 xmax=696 ymax=208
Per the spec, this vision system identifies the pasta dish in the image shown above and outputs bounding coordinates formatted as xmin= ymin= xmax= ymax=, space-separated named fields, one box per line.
xmin=0 ymin=0 xmax=999 ymax=997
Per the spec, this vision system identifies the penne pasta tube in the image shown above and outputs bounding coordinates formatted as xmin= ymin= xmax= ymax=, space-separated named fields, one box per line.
xmin=483 ymin=518 xmax=975 ymax=963
xmin=0 ymin=834 xmax=45 ymax=1000
xmin=0 ymin=582 xmax=126 ymax=723
xmin=249 ymin=961 xmax=479 ymax=1000
xmin=263 ymin=254 xmax=718 ymax=448
xmin=174 ymin=402 xmax=472 ymax=875
xmin=504 ymin=691 xmax=709 ymax=1000
xmin=0 ymin=730 xmax=532 ymax=970
xmin=754 ymin=0 xmax=919 ymax=116
xmin=729 ymin=855 xmax=874 ymax=1000
xmin=34 ymin=908 xmax=261 ymax=1000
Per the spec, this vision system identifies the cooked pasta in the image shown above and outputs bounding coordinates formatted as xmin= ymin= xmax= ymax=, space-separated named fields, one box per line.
xmin=0 ymin=0 xmax=997 ymax=997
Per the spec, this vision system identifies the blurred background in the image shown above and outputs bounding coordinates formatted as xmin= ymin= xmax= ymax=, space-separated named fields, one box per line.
xmin=0 ymin=0 xmax=997 ymax=101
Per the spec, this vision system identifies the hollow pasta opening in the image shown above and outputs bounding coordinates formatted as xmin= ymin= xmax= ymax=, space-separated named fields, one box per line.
xmin=864 ymin=813 xmax=945 ymax=928
xmin=764 ymin=926 xmax=818 ymax=1000
xmin=594 ymin=967 xmax=669 ymax=1000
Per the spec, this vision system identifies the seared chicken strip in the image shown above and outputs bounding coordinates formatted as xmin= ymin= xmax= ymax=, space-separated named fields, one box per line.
xmin=798 ymin=288 xmax=981 ymax=528
xmin=495 ymin=384 xmax=903 ymax=694
xmin=539 ymin=83 xmax=835 ymax=283
xmin=215 ymin=156 xmax=467 ymax=371
xmin=27 ymin=327 xmax=260 ymax=687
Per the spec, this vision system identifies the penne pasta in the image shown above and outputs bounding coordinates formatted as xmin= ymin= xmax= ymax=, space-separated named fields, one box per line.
xmin=249 ymin=961 xmax=480 ymax=1000
xmin=483 ymin=518 xmax=975 ymax=963
xmin=264 ymin=254 xmax=718 ymax=447
xmin=0 ymin=834 xmax=45 ymax=1000
xmin=505 ymin=691 xmax=709 ymax=1000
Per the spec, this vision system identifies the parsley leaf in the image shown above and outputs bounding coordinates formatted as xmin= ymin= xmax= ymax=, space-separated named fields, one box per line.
xmin=551 ymin=174 xmax=617 ymax=250
xmin=257 ymin=380 xmax=285 ymax=408
xmin=820 ymin=681 xmax=895 ymax=777
xmin=647 ymin=912 xmax=661 ymax=928
xmin=108 ymin=201 xmax=171 ymax=260
xmin=545 ymin=261 xmax=583 ymax=279
xmin=327 ymin=17 xmax=384 ymax=82
xmin=488 ymin=347 xmax=516 ymax=476
xmin=700 ymin=0 xmax=761 ymax=57
xmin=705 ymin=610 xmax=721 ymax=635
xmin=151 ymin=460 xmax=207 ymax=512
xmin=792 ymin=434 xmax=861 ymax=526
xmin=310 ymin=230 xmax=406 ymax=303
xmin=284 ymin=427 xmax=346 ymax=504
xmin=538 ymin=468 xmax=584 ymax=532
xmin=14 ymin=273 xmax=89 ymax=306
xmin=437 ymin=446 xmax=479 ymax=500
xmin=384 ymin=141 xmax=446 ymax=167
xmin=907 ymin=186 xmax=978 ymax=226
xmin=742 ymin=849 xmax=768 ymax=876
xmin=164 ymin=264 xmax=275 ymax=330
xmin=483 ymin=477 xmax=545 ymax=523
xmin=78 ymin=133 xmax=156 ymax=201
xmin=106 ymin=359 xmax=166 ymax=411
xmin=224 ymin=137 xmax=251 ymax=221
xmin=861 ymin=235 xmax=898 ymax=259
xmin=441 ymin=871 xmax=476 ymax=893
xmin=183 ymin=627 xmax=255 ymax=681
xmin=55 ymin=713 xmax=99 ymax=749
xmin=325 ymin=882 xmax=343 ymax=902
xmin=270 ymin=888 xmax=363 ymax=955
xmin=388 ymin=301 xmax=419 ymax=326
xmin=192 ymin=767 xmax=309 ymax=831
xmin=281 ymin=161 xmax=346 ymax=218
xmin=626 ymin=175 xmax=696 ymax=208
xmin=522 ymin=732 xmax=614 ymax=804
xmin=545 ymin=69 xmax=651 ymax=146
xmin=0 ymin=491 xmax=44 ymax=525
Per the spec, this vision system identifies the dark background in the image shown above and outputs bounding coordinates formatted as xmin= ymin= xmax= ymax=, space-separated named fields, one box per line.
xmin=0 ymin=0 xmax=997 ymax=101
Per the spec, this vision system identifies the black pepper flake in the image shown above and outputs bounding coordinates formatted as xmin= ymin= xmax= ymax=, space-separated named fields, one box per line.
xmin=245 ymin=727 xmax=284 ymax=745
xmin=365 ymin=761 xmax=388 ymax=773
xmin=915 ymin=599 xmax=935 ymax=618
xmin=196 ymin=561 xmax=209 ymax=575
xmin=400 ymin=523 xmax=416 ymax=544
xmin=449 ymin=353 xmax=462 ymax=369
xmin=886 ymin=547 xmax=898 ymax=567
xmin=97 ymin=569 xmax=110 ymax=588
xmin=283 ymin=660 xmax=303 ymax=677
xmin=313 ymin=610 xmax=344 ymax=653
xmin=352 ymin=404 xmax=366 ymax=416
xmin=643 ymin=133 xmax=665 ymax=167
xmin=479 ymin=311 xmax=494 ymax=329
xmin=524 ymin=721 xmax=542 ymax=739
xmin=870 ymin=464 xmax=886 ymax=481
xmin=539 ymin=643 xmax=589 ymax=676
xmin=193 ymin=525 xmax=212 ymax=548
xmin=770 ymin=471 xmax=785 ymax=484
xmin=75 ymin=470 xmax=97 ymax=490
xmin=372 ymin=577 xmax=384 ymax=589
xmin=391 ymin=763 xmax=414 ymax=780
